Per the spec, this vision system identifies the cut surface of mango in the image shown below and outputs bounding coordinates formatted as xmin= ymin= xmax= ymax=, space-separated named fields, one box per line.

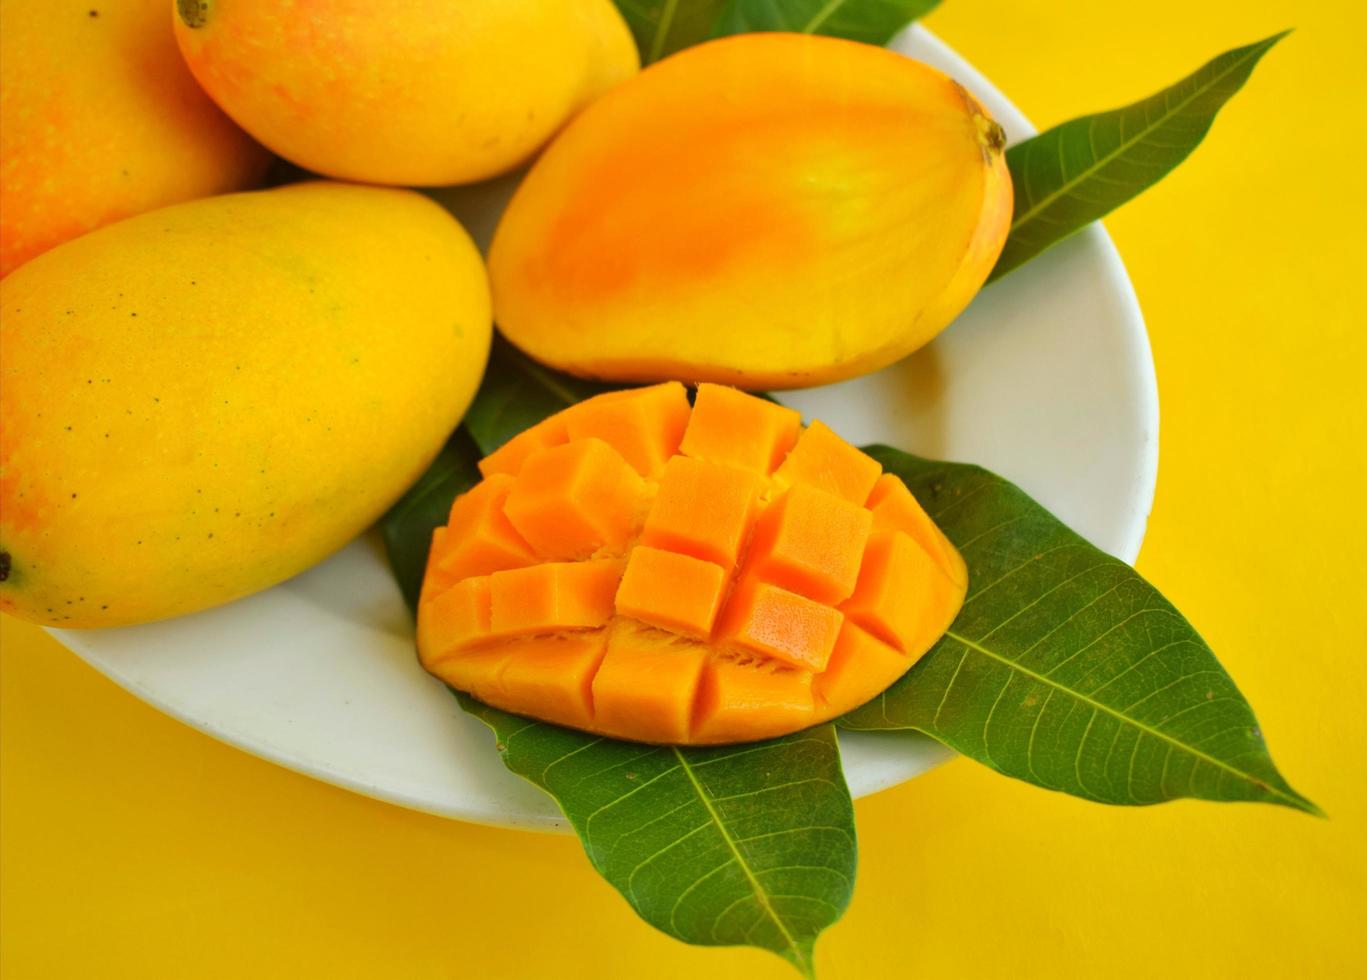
xmin=417 ymin=383 xmax=967 ymax=744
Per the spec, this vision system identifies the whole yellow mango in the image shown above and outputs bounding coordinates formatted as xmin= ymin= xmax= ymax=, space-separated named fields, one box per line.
xmin=489 ymin=33 xmax=1013 ymax=390
xmin=0 ymin=182 xmax=491 ymax=628
xmin=173 ymin=0 xmax=639 ymax=186
xmin=0 ymin=0 xmax=268 ymax=278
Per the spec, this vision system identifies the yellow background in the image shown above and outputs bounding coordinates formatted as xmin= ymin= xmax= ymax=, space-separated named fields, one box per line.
xmin=3 ymin=0 xmax=1365 ymax=976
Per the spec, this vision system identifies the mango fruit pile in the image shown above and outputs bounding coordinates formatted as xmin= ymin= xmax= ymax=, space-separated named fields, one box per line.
xmin=0 ymin=1 xmax=1008 ymax=741
xmin=418 ymin=385 xmax=966 ymax=743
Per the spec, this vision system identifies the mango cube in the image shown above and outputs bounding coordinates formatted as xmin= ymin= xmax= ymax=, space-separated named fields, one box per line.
xmin=434 ymin=473 xmax=538 ymax=582
xmin=773 ymin=420 xmax=881 ymax=505
xmin=720 ymin=578 xmax=843 ymax=672
xmin=488 ymin=560 xmax=624 ymax=638
xmin=745 ymin=484 xmax=871 ymax=603
xmin=679 ymin=384 xmax=801 ymax=475
xmin=615 ymin=546 xmax=727 ymax=638
xmin=564 ymin=382 xmax=691 ymax=477
xmin=639 ymin=455 xmax=763 ymax=569
xmin=504 ymin=438 xmax=646 ymax=560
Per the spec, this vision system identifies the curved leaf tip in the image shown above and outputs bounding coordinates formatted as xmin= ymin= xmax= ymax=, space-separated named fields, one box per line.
xmin=990 ymin=31 xmax=1291 ymax=281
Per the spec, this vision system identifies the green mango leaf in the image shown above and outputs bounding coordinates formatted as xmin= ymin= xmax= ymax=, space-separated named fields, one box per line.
xmin=840 ymin=446 xmax=1319 ymax=815
xmin=462 ymin=338 xmax=615 ymax=455
xmin=991 ymin=32 xmax=1288 ymax=281
xmin=714 ymin=0 xmax=940 ymax=45
xmin=380 ymin=428 xmax=481 ymax=609
xmin=458 ymin=692 xmax=855 ymax=978
xmin=613 ymin=0 xmax=729 ymax=64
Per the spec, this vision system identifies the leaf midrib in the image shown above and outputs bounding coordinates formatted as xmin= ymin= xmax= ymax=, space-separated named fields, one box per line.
xmin=941 ymin=629 xmax=1309 ymax=810
xmin=801 ymin=0 xmax=846 ymax=33
xmin=648 ymin=0 xmax=682 ymax=62
xmin=1009 ymin=39 xmax=1274 ymax=231
xmin=671 ymin=746 xmax=812 ymax=975
xmin=505 ymin=352 xmax=586 ymax=408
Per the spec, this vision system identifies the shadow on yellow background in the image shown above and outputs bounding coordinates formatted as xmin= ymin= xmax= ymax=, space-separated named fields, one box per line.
xmin=3 ymin=0 xmax=1364 ymax=976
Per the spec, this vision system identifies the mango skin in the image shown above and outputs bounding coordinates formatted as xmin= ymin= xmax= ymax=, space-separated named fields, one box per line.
xmin=0 ymin=182 xmax=492 ymax=628
xmin=0 ymin=0 xmax=269 ymax=278
xmin=173 ymin=0 xmax=639 ymax=186
xmin=489 ymin=33 xmax=1013 ymax=390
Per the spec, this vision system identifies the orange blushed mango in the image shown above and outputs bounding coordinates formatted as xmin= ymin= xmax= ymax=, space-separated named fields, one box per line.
xmin=174 ymin=0 xmax=638 ymax=186
xmin=489 ymin=33 xmax=1011 ymax=389
xmin=417 ymin=385 xmax=967 ymax=743
xmin=1 ymin=0 xmax=268 ymax=277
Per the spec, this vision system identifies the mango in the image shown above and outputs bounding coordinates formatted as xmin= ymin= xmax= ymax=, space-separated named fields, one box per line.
xmin=489 ymin=33 xmax=1013 ymax=390
xmin=418 ymin=384 xmax=967 ymax=744
xmin=0 ymin=182 xmax=491 ymax=628
xmin=0 ymin=0 xmax=268 ymax=278
xmin=173 ymin=0 xmax=639 ymax=187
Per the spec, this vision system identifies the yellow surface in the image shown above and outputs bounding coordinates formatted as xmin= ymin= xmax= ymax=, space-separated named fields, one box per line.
xmin=2 ymin=0 xmax=1364 ymax=975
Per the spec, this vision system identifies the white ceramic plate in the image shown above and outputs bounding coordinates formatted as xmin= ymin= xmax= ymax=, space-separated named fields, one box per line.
xmin=48 ymin=26 xmax=1157 ymax=833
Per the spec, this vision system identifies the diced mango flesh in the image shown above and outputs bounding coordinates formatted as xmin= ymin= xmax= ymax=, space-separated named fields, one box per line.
xmin=504 ymin=438 xmax=646 ymax=560
xmin=488 ymin=560 xmax=624 ymax=638
xmin=432 ymin=474 xmax=537 ymax=582
xmin=815 ymin=622 xmax=908 ymax=709
xmin=615 ymin=546 xmax=727 ymax=638
xmin=499 ymin=633 xmax=608 ymax=730
xmin=841 ymin=531 xmax=959 ymax=658
xmin=693 ymin=652 xmax=815 ymax=744
xmin=867 ymin=472 xmax=968 ymax=588
xmin=680 ymin=383 xmax=801 ymax=474
xmin=639 ymin=455 xmax=763 ymax=568
xmin=718 ymin=578 xmax=844 ymax=672
xmin=416 ymin=384 xmax=967 ymax=744
xmin=773 ymin=419 xmax=882 ymax=505
xmin=477 ymin=415 xmax=569 ymax=479
xmin=592 ymin=623 xmax=709 ymax=744
xmin=565 ymin=381 xmax=691 ymax=477
xmin=417 ymin=576 xmax=491 ymax=664
xmin=744 ymin=484 xmax=871 ymax=604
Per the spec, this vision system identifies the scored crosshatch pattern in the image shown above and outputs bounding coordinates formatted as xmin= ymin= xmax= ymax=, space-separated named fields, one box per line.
xmin=416 ymin=383 xmax=968 ymax=744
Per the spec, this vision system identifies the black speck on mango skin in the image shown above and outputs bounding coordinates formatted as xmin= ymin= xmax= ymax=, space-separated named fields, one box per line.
xmin=177 ymin=0 xmax=210 ymax=29
xmin=0 ymin=550 xmax=12 ymax=583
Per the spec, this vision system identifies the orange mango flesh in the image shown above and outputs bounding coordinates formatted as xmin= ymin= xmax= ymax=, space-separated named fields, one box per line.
xmin=416 ymin=383 xmax=968 ymax=744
